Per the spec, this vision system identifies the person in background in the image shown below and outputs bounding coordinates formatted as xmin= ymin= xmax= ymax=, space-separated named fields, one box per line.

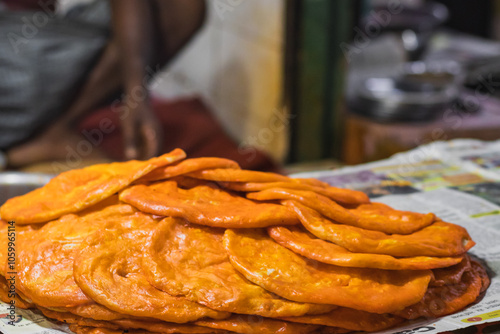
xmin=0 ymin=0 xmax=206 ymax=166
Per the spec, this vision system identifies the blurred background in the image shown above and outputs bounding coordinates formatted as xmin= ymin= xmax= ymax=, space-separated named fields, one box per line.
xmin=2 ymin=0 xmax=500 ymax=173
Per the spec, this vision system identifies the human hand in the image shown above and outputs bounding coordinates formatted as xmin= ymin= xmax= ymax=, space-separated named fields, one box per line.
xmin=121 ymin=101 xmax=162 ymax=160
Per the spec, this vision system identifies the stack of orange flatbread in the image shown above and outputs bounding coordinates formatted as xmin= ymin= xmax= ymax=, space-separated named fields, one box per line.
xmin=0 ymin=149 xmax=490 ymax=334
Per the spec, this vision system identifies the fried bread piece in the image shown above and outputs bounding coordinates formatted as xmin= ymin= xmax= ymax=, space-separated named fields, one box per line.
xmin=0 ymin=275 xmax=34 ymax=309
xmin=220 ymin=181 xmax=369 ymax=206
xmin=395 ymin=259 xmax=489 ymax=319
xmin=69 ymin=325 xmax=220 ymax=334
xmin=39 ymin=307 xmax=123 ymax=329
xmin=0 ymin=221 xmax=40 ymax=276
xmin=62 ymin=303 xmax=127 ymax=321
xmin=141 ymin=217 xmax=334 ymax=317
xmin=224 ymin=228 xmax=432 ymax=314
xmin=17 ymin=204 xmax=155 ymax=308
xmin=0 ymin=220 xmax=5 ymax=271
xmin=317 ymin=327 xmax=351 ymax=334
xmin=195 ymin=315 xmax=320 ymax=334
xmin=120 ymin=181 xmax=299 ymax=228
xmin=189 ymin=169 xmax=369 ymax=207
xmin=187 ymin=168 xmax=291 ymax=183
xmin=74 ymin=225 xmax=229 ymax=323
xmin=248 ymin=189 xmax=434 ymax=234
xmin=268 ymin=225 xmax=463 ymax=270
xmin=0 ymin=149 xmax=186 ymax=224
xmin=139 ymin=157 xmax=240 ymax=182
xmin=42 ymin=308 xmax=223 ymax=334
xmin=289 ymin=201 xmax=474 ymax=257
xmin=281 ymin=307 xmax=404 ymax=332
xmin=352 ymin=202 xmax=435 ymax=234
xmin=69 ymin=327 xmax=127 ymax=334
xmin=431 ymin=256 xmax=472 ymax=287
xmin=42 ymin=306 xmax=227 ymax=334
xmin=112 ymin=319 xmax=229 ymax=333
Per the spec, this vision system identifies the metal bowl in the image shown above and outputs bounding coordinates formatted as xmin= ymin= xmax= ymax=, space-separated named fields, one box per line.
xmin=349 ymin=60 xmax=463 ymax=122
xmin=0 ymin=172 xmax=53 ymax=207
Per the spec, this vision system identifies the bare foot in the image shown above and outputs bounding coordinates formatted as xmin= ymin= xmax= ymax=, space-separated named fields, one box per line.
xmin=7 ymin=123 xmax=107 ymax=169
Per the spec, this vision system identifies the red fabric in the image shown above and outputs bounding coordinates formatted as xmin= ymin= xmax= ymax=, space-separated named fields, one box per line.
xmin=78 ymin=97 xmax=281 ymax=172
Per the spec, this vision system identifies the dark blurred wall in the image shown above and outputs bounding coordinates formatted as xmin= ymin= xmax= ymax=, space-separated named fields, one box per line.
xmin=434 ymin=0 xmax=492 ymax=38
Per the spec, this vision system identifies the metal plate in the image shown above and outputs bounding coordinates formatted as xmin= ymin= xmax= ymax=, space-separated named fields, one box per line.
xmin=0 ymin=172 xmax=53 ymax=207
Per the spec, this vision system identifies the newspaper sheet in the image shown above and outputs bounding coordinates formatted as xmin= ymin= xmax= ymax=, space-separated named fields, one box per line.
xmin=2 ymin=139 xmax=500 ymax=334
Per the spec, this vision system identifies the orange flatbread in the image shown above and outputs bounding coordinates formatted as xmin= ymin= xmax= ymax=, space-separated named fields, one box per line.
xmin=17 ymin=204 xmax=155 ymax=308
xmin=188 ymin=169 xmax=369 ymax=207
xmin=224 ymin=228 xmax=432 ymax=314
xmin=74 ymin=225 xmax=229 ymax=323
xmin=69 ymin=327 xmax=128 ymax=334
xmin=187 ymin=168 xmax=291 ymax=183
xmin=120 ymin=181 xmax=299 ymax=228
xmin=69 ymin=325 xmax=216 ymax=334
xmin=139 ymin=157 xmax=240 ymax=182
xmin=220 ymin=181 xmax=370 ymax=206
xmin=293 ymin=177 xmax=333 ymax=188
xmin=42 ymin=308 xmax=223 ymax=334
xmin=0 ymin=275 xmax=34 ymax=309
xmin=112 ymin=319 xmax=229 ymax=333
xmin=248 ymin=189 xmax=434 ymax=234
xmin=395 ymin=258 xmax=490 ymax=319
xmin=352 ymin=202 xmax=435 ymax=234
xmin=319 ymin=328 xmax=351 ymax=334
xmin=0 ymin=149 xmax=186 ymax=224
xmin=0 ymin=220 xmax=7 ymax=276
xmin=65 ymin=303 xmax=129 ymax=321
xmin=0 ymin=221 xmax=41 ymax=276
xmin=195 ymin=315 xmax=320 ymax=334
xmin=289 ymin=201 xmax=474 ymax=257
xmin=281 ymin=307 xmax=404 ymax=332
xmin=43 ymin=306 xmax=225 ymax=334
xmin=39 ymin=307 xmax=123 ymax=330
xmin=432 ymin=256 xmax=472 ymax=286
xmin=141 ymin=217 xmax=333 ymax=317
xmin=268 ymin=225 xmax=463 ymax=270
